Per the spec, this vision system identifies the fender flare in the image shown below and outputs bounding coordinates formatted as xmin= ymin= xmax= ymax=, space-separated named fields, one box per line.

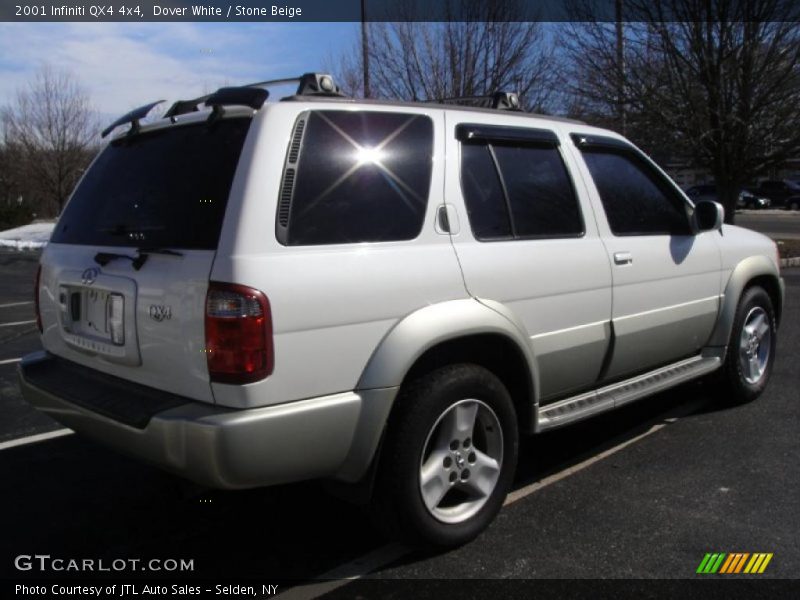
xmin=707 ymin=255 xmax=783 ymax=348
xmin=356 ymin=297 xmax=537 ymax=397
xmin=335 ymin=298 xmax=537 ymax=483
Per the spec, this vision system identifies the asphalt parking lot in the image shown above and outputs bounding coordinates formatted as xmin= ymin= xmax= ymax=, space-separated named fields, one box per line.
xmin=0 ymin=249 xmax=798 ymax=595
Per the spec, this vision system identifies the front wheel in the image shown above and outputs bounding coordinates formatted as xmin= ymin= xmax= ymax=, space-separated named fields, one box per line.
xmin=718 ymin=286 xmax=777 ymax=404
xmin=370 ymin=364 xmax=518 ymax=549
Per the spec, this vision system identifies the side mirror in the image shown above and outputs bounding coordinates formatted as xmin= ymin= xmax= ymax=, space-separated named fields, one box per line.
xmin=693 ymin=200 xmax=724 ymax=233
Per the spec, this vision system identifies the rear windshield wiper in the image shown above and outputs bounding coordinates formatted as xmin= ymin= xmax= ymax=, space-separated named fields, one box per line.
xmin=94 ymin=247 xmax=183 ymax=271
xmin=94 ymin=252 xmax=148 ymax=270
xmin=137 ymin=247 xmax=184 ymax=258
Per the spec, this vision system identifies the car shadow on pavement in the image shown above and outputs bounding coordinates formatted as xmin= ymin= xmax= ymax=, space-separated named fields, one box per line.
xmin=0 ymin=382 xmax=722 ymax=583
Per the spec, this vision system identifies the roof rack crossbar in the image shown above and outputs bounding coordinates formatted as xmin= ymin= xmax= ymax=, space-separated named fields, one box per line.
xmin=438 ymin=92 xmax=523 ymax=112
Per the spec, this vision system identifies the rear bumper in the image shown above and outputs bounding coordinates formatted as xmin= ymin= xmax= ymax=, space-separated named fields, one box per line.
xmin=18 ymin=352 xmax=395 ymax=489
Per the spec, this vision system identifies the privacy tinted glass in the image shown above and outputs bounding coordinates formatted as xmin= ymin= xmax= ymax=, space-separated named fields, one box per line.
xmin=582 ymin=151 xmax=691 ymax=236
xmin=460 ymin=143 xmax=512 ymax=239
xmin=51 ymin=118 xmax=251 ymax=250
xmin=460 ymin=138 xmax=582 ymax=240
xmin=285 ymin=111 xmax=433 ymax=245
xmin=492 ymin=144 xmax=583 ymax=237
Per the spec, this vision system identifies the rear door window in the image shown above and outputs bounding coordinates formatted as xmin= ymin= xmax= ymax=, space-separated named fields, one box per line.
xmin=279 ymin=111 xmax=433 ymax=246
xmin=51 ymin=118 xmax=252 ymax=250
xmin=459 ymin=130 xmax=583 ymax=241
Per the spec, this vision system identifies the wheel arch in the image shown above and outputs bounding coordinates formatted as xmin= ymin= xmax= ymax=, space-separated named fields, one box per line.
xmin=336 ymin=299 xmax=536 ymax=487
xmin=356 ymin=298 xmax=538 ymax=403
xmin=707 ymin=255 xmax=784 ymax=348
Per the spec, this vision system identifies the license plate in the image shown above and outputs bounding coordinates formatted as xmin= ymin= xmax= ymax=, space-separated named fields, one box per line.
xmin=61 ymin=287 xmax=125 ymax=345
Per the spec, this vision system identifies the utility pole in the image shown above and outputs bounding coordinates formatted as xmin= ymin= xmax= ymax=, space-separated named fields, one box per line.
xmin=361 ymin=0 xmax=371 ymax=98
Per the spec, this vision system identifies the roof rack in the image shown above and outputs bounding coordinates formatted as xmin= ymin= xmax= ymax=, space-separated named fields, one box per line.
xmin=101 ymin=77 xmax=530 ymax=139
xmin=163 ymin=72 xmax=343 ymax=118
xmin=438 ymin=92 xmax=523 ymax=112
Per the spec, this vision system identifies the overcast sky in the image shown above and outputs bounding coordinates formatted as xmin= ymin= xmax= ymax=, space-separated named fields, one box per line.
xmin=0 ymin=22 xmax=358 ymax=120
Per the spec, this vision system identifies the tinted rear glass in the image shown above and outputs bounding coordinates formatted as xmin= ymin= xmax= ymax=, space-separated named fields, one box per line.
xmin=283 ymin=111 xmax=433 ymax=246
xmin=51 ymin=118 xmax=251 ymax=250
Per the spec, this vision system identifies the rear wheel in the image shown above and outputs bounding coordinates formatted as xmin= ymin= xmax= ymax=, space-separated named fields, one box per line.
xmin=370 ymin=364 xmax=518 ymax=549
xmin=717 ymin=286 xmax=776 ymax=404
xmin=789 ymin=199 xmax=800 ymax=211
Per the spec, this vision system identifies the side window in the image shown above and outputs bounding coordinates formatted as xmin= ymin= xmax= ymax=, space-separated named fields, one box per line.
xmin=493 ymin=145 xmax=583 ymax=238
xmin=460 ymin=143 xmax=512 ymax=239
xmin=581 ymin=150 xmax=691 ymax=236
xmin=460 ymin=135 xmax=583 ymax=241
xmin=280 ymin=111 xmax=433 ymax=246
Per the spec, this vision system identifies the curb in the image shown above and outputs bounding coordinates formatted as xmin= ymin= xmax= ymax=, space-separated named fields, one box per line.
xmin=781 ymin=257 xmax=800 ymax=268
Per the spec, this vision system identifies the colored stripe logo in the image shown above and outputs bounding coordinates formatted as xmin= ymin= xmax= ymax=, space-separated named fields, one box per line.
xmin=696 ymin=553 xmax=773 ymax=574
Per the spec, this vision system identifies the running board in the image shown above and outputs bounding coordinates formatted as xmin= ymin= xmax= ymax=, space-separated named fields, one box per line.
xmin=536 ymin=355 xmax=722 ymax=432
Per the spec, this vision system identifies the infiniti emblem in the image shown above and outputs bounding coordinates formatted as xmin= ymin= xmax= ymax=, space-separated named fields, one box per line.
xmin=81 ymin=267 xmax=100 ymax=285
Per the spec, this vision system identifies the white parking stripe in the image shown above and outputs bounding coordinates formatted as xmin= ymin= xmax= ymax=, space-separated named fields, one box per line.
xmin=0 ymin=320 xmax=36 ymax=328
xmin=0 ymin=301 xmax=33 ymax=309
xmin=276 ymin=397 xmax=706 ymax=600
xmin=0 ymin=429 xmax=73 ymax=451
xmin=275 ymin=544 xmax=409 ymax=600
xmin=503 ymin=422 xmax=667 ymax=505
xmin=0 ymin=357 xmax=22 ymax=366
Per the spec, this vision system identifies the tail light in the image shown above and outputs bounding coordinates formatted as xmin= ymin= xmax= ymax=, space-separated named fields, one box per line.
xmin=34 ymin=265 xmax=42 ymax=333
xmin=205 ymin=282 xmax=273 ymax=384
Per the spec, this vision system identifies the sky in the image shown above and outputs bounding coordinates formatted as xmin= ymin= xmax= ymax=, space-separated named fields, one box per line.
xmin=0 ymin=22 xmax=359 ymax=121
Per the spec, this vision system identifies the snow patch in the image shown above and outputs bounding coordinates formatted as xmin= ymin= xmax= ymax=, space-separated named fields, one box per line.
xmin=0 ymin=221 xmax=56 ymax=250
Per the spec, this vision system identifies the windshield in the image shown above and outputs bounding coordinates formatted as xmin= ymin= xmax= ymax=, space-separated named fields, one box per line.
xmin=51 ymin=118 xmax=251 ymax=250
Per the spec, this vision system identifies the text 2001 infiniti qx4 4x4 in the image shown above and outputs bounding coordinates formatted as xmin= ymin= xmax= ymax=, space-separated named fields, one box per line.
xmin=19 ymin=73 xmax=783 ymax=548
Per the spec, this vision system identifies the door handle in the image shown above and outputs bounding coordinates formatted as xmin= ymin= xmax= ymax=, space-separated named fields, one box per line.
xmin=613 ymin=251 xmax=633 ymax=265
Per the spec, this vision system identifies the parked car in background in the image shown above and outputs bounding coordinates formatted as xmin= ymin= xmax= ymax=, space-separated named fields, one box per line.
xmin=751 ymin=180 xmax=800 ymax=210
xmin=738 ymin=190 xmax=771 ymax=209
xmin=684 ymin=183 xmax=770 ymax=209
xmin=684 ymin=183 xmax=717 ymax=203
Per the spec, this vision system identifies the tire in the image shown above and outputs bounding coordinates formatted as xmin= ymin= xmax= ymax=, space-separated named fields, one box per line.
xmin=370 ymin=364 xmax=518 ymax=549
xmin=717 ymin=286 xmax=777 ymax=404
xmin=789 ymin=200 xmax=800 ymax=211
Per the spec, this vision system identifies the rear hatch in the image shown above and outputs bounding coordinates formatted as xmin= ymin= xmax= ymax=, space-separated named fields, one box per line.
xmin=38 ymin=115 xmax=253 ymax=404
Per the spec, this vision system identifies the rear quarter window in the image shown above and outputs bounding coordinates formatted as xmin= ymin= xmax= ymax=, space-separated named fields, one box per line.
xmin=51 ymin=118 xmax=251 ymax=250
xmin=278 ymin=110 xmax=433 ymax=246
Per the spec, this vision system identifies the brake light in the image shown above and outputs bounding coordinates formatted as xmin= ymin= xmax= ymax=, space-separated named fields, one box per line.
xmin=34 ymin=265 xmax=42 ymax=333
xmin=205 ymin=282 xmax=273 ymax=384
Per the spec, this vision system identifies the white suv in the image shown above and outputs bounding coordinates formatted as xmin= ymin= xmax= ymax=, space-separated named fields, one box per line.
xmin=19 ymin=73 xmax=783 ymax=548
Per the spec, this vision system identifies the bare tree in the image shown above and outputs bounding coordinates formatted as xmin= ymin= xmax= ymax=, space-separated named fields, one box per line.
xmin=331 ymin=0 xmax=561 ymax=112
xmin=1 ymin=65 xmax=99 ymax=216
xmin=564 ymin=0 xmax=800 ymax=222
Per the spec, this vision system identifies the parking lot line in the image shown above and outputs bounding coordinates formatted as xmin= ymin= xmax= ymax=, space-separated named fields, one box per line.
xmin=503 ymin=422 xmax=667 ymax=505
xmin=276 ymin=396 xmax=707 ymax=600
xmin=0 ymin=301 xmax=33 ymax=309
xmin=0 ymin=357 xmax=22 ymax=366
xmin=0 ymin=319 xmax=36 ymax=328
xmin=0 ymin=428 xmax=73 ymax=451
xmin=276 ymin=544 xmax=409 ymax=600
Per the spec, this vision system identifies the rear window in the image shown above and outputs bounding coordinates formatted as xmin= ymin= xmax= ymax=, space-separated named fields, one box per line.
xmin=51 ymin=118 xmax=251 ymax=250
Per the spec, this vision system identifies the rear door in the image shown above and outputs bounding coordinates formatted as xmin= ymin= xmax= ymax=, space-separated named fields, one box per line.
xmin=445 ymin=115 xmax=613 ymax=402
xmin=568 ymin=133 xmax=721 ymax=381
xmin=38 ymin=115 xmax=253 ymax=403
